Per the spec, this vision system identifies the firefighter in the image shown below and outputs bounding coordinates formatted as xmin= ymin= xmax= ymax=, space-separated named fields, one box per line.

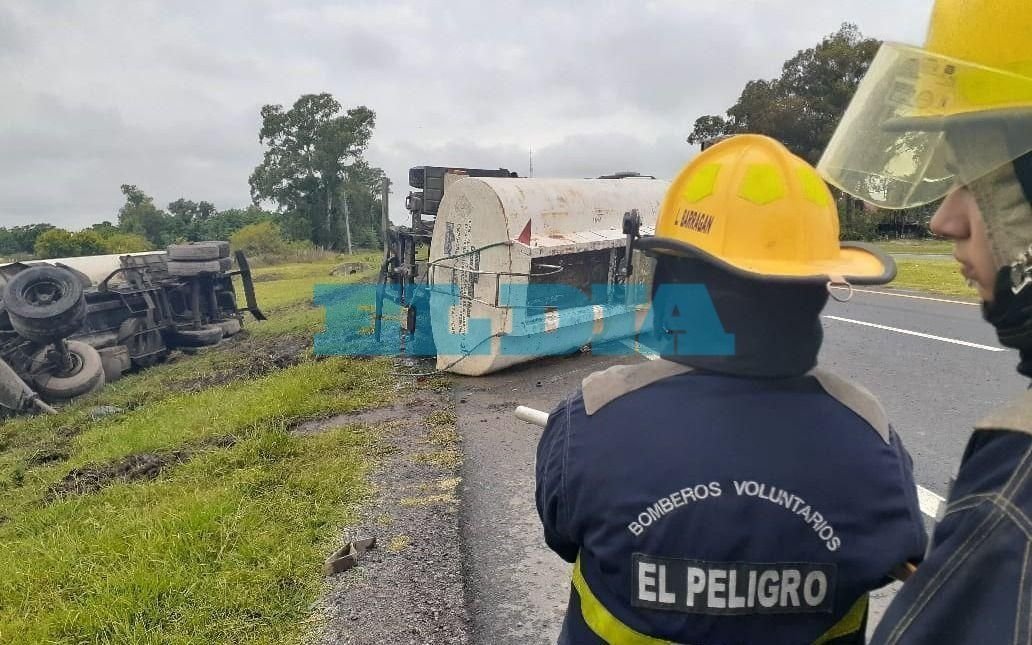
xmin=536 ymin=134 xmax=927 ymax=644
xmin=817 ymin=0 xmax=1032 ymax=642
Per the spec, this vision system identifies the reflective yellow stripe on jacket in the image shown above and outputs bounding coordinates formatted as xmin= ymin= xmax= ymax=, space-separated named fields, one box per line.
xmin=571 ymin=556 xmax=867 ymax=645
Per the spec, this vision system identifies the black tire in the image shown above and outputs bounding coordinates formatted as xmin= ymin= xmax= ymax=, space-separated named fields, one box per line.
xmin=167 ymin=260 xmax=224 ymax=276
xmin=172 ymin=324 xmax=223 ymax=347
xmin=209 ymin=241 xmax=231 ymax=258
xmin=167 ymin=243 xmax=221 ymax=261
xmin=3 ymin=265 xmax=86 ymax=342
xmin=218 ymin=319 xmax=241 ymax=337
xmin=33 ymin=340 xmax=106 ymax=401
xmin=218 ymin=257 xmax=232 ymax=272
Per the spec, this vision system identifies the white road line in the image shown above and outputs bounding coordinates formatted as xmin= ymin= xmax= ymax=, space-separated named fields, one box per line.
xmin=916 ymin=486 xmax=945 ymax=520
xmin=831 ymin=286 xmax=979 ymax=307
xmin=823 ymin=315 xmax=1007 ymax=352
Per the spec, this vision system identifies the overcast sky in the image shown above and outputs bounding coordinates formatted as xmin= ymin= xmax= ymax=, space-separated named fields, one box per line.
xmin=0 ymin=0 xmax=935 ymax=229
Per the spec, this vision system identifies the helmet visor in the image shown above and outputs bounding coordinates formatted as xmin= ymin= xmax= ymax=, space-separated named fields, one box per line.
xmin=818 ymin=42 xmax=1032 ymax=209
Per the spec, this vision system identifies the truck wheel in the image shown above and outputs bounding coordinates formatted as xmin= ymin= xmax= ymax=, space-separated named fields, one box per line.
xmin=209 ymin=241 xmax=231 ymax=258
xmin=173 ymin=324 xmax=223 ymax=347
xmin=3 ymin=265 xmax=86 ymax=342
xmin=167 ymin=243 xmax=222 ymax=261
xmin=218 ymin=319 xmax=242 ymax=337
xmin=33 ymin=340 xmax=106 ymax=401
xmin=167 ymin=260 xmax=224 ymax=276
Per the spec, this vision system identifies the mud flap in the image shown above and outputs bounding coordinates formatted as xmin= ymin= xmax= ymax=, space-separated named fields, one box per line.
xmin=374 ymin=261 xmax=388 ymax=342
xmin=232 ymin=251 xmax=267 ymax=321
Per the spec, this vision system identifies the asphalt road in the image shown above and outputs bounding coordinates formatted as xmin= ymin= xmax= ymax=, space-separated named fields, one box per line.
xmin=454 ymin=286 xmax=1028 ymax=644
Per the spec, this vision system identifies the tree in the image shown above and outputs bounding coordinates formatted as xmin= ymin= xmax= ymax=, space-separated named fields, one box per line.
xmin=168 ymin=198 xmax=217 ymax=226
xmin=34 ymin=229 xmax=114 ymax=258
xmin=117 ymin=184 xmax=178 ymax=246
xmin=34 ymin=229 xmax=80 ymax=259
xmin=72 ymin=230 xmax=107 ymax=256
xmin=100 ymin=232 xmax=152 ymax=253
xmin=687 ymin=23 xmax=880 ymax=163
xmin=339 ymin=160 xmax=387 ymax=249
xmin=249 ymin=93 xmax=376 ymax=249
xmin=230 ymin=221 xmax=288 ymax=256
xmin=0 ymin=223 xmax=56 ymax=256
xmin=192 ymin=206 xmax=274 ymax=241
xmin=90 ymin=221 xmax=119 ymax=236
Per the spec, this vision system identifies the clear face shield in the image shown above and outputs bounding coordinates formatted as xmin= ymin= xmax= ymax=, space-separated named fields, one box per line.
xmin=818 ymin=42 xmax=1032 ymax=209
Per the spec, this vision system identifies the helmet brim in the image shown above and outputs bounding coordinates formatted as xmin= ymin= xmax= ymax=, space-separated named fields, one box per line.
xmin=637 ymin=237 xmax=896 ymax=285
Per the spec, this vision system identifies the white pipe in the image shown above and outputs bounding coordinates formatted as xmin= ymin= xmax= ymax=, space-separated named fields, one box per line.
xmin=511 ymin=405 xmax=944 ymax=519
xmin=515 ymin=405 xmax=549 ymax=427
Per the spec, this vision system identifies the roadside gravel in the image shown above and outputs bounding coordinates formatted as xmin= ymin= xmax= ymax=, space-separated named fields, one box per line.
xmin=312 ymin=387 xmax=471 ymax=645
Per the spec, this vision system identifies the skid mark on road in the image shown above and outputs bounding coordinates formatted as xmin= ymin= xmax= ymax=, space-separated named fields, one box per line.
xmin=823 ymin=315 xmax=1006 ymax=352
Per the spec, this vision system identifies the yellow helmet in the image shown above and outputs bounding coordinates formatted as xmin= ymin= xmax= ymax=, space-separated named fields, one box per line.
xmin=640 ymin=134 xmax=895 ymax=284
xmin=819 ymin=0 xmax=1032 ymax=209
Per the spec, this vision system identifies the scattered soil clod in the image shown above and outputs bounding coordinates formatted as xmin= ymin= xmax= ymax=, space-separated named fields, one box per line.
xmin=48 ymin=451 xmax=189 ymax=499
xmin=46 ymin=435 xmax=238 ymax=500
xmin=26 ymin=448 xmax=69 ymax=467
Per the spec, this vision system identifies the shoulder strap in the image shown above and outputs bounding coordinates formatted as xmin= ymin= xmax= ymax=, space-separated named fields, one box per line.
xmin=582 ymin=359 xmax=693 ymax=416
xmin=975 ymin=389 xmax=1032 ymax=436
xmin=811 ymin=369 xmax=891 ymax=444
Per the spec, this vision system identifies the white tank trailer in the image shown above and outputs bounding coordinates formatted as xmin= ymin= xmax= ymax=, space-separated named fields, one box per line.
xmin=427 ymin=176 xmax=669 ymax=376
xmin=1 ymin=251 xmax=166 ymax=286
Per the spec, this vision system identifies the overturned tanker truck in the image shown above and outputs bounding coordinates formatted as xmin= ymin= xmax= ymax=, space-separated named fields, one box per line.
xmin=0 ymin=242 xmax=264 ymax=414
xmin=377 ymin=166 xmax=669 ymax=375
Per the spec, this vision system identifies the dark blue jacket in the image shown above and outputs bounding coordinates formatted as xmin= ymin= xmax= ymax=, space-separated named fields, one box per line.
xmin=536 ymin=360 xmax=927 ymax=645
xmin=871 ymin=391 xmax=1032 ymax=644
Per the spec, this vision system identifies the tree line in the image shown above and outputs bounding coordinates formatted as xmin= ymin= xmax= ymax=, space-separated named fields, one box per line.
xmin=688 ymin=23 xmax=938 ymax=240
xmin=2 ymin=92 xmax=387 ymax=260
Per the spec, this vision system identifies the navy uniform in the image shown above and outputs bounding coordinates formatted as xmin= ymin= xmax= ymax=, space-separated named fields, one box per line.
xmin=537 ymin=360 xmax=927 ymax=644
xmin=534 ymin=135 xmax=927 ymax=644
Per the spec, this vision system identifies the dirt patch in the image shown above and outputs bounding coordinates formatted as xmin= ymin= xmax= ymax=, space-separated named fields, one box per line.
xmin=48 ymin=451 xmax=190 ymax=498
xmin=292 ymin=397 xmax=436 ymax=436
xmin=47 ymin=434 xmax=238 ymax=500
xmin=251 ymin=272 xmax=283 ymax=283
xmin=312 ymin=385 xmax=470 ymax=644
xmin=26 ymin=447 xmax=69 ymax=467
xmin=176 ymin=334 xmax=311 ymax=393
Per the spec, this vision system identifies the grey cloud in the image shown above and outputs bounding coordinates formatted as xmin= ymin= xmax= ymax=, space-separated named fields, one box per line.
xmin=0 ymin=7 xmax=25 ymax=57
xmin=0 ymin=0 xmax=936 ymax=229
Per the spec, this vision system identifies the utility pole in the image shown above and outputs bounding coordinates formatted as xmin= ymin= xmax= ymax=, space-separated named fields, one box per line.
xmin=380 ymin=177 xmax=390 ymax=261
xmin=529 ymin=147 xmax=534 ymax=178
xmin=342 ymin=168 xmax=354 ymax=255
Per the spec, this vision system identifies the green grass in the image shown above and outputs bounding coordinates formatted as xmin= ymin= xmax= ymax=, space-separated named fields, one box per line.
xmin=875 ymin=239 xmax=954 ymax=255
xmin=891 ymin=258 xmax=977 ymax=298
xmin=0 ymin=254 xmax=395 ymax=644
xmin=248 ymin=253 xmax=379 ymax=339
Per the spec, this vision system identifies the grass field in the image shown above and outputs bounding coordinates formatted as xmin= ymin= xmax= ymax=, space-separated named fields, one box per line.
xmin=891 ymin=258 xmax=976 ymax=298
xmin=867 ymin=239 xmax=977 ymax=298
xmin=0 ymin=252 xmax=395 ymax=644
xmin=874 ymin=239 xmax=954 ymax=255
